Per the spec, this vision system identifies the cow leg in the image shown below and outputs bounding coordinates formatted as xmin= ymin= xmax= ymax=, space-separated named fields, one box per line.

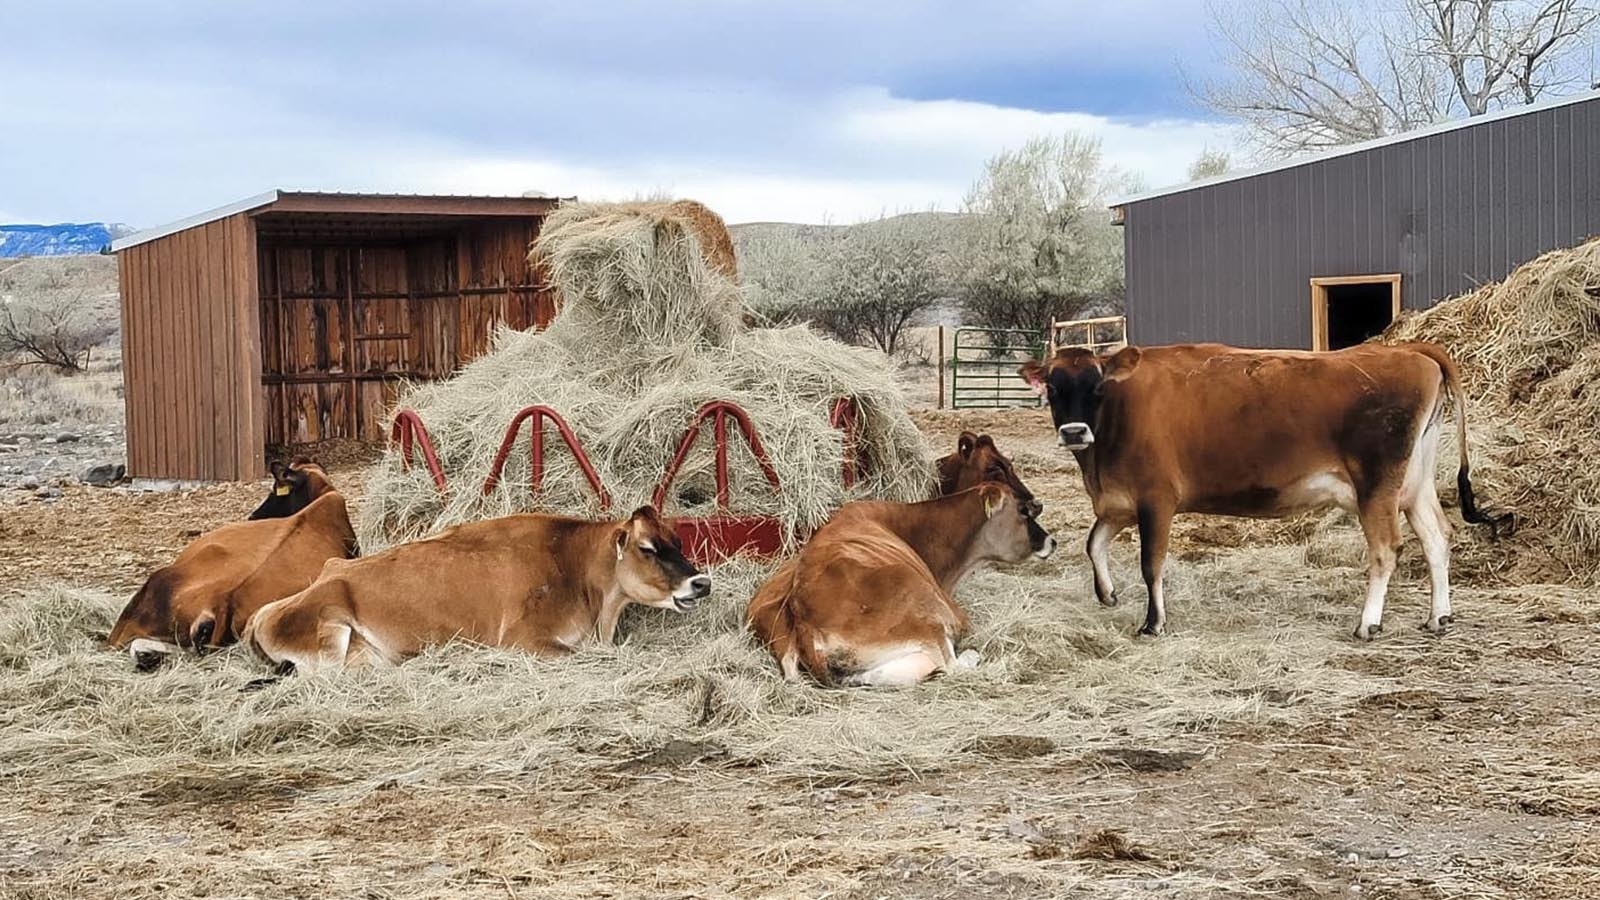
xmin=1087 ymin=515 xmax=1130 ymax=607
xmin=1136 ymin=503 xmax=1174 ymax=637
xmin=1405 ymin=482 xmax=1454 ymax=633
xmin=1354 ymin=499 xmax=1404 ymax=641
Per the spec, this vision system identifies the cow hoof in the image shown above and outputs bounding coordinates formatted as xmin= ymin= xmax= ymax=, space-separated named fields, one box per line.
xmin=1423 ymin=615 xmax=1453 ymax=634
xmin=240 ymin=676 xmax=280 ymax=693
xmin=1098 ymin=590 xmax=1120 ymax=609
xmin=133 ymin=650 xmax=166 ymax=673
xmin=1354 ymin=622 xmax=1384 ymax=641
xmin=1137 ymin=623 xmax=1163 ymax=638
xmin=273 ymin=660 xmax=297 ymax=677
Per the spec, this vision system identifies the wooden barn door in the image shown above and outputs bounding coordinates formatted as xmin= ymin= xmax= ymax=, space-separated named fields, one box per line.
xmin=260 ymin=244 xmax=418 ymax=445
xmin=259 ymin=221 xmax=556 ymax=450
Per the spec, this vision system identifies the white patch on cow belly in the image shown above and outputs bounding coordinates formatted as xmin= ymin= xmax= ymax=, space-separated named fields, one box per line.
xmin=845 ymin=644 xmax=942 ymax=688
xmin=1283 ymin=472 xmax=1358 ymax=512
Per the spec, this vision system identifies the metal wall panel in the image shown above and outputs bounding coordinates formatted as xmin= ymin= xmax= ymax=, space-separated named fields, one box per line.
xmin=1122 ymin=95 xmax=1600 ymax=348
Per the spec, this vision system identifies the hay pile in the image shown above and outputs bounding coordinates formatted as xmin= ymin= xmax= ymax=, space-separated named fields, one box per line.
xmin=1384 ymin=238 xmax=1600 ymax=577
xmin=356 ymin=200 xmax=932 ymax=551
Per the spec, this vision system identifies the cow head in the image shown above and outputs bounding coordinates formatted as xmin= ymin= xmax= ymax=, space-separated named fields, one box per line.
xmin=1019 ymin=347 xmax=1142 ymax=451
xmin=972 ymin=483 xmax=1056 ymax=562
xmin=249 ymin=458 xmax=335 ymax=519
xmin=939 ymin=431 xmax=1042 ymax=517
xmin=612 ymin=506 xmax=712 ymax=612
xmin=107 ymin=571 xmax=233 ymax=670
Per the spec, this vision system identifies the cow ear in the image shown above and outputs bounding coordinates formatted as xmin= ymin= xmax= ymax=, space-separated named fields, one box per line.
xmin=1102 ymin=346 xmax=1143 ymax=382
xmin=630 ymin=505 xmax=658 ymax=523
xmin=957 ymin=431 xmax=977 ymax=458
xmin=269 ymin=460 xmax=288 ymax=481
xmin=976 ymin=434 xmax=995 ymax=449
xmin=979 ymin=483 xmax=1007 ymax=519
xmin=613 ymin=526 xmax=629 ymax=560
xmin=1018 ymin=360 xmax=1047 ymax=396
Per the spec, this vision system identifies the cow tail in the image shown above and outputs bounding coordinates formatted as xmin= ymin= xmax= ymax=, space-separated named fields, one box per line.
xmin=1415 ymin=344 xmax=1510 ymax=537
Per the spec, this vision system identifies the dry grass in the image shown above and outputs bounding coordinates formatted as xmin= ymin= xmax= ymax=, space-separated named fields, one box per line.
xmin=0 ymin=364 xmax=122 ymax=431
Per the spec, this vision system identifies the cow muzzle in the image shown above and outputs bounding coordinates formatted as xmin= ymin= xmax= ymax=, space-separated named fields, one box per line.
xmin=1034 ymin=533 xmax=1057 ymax=559
xmin=672 ymin=574 xmax=713 ymax=611
xmin=1058 ymin=422 xmax=1094 ymax=450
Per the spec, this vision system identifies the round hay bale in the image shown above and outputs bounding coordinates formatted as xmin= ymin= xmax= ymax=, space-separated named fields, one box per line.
xmin=530 ymin=200 xmax=743 ymax=350
xmin=358 ymin=201 xmax=932 ymax=552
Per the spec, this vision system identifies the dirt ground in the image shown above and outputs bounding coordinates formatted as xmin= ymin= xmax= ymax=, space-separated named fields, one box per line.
xmin=2 ymin=402 xmax=1597 ymax=899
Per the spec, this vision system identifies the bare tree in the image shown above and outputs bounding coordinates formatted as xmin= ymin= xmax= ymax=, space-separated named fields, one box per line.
xmin=0 ymin=289 xmax=116 ymax=373
xmin=1198 ymin=0 xmax=1598 ymax=155
xmin=1188 ymin=148 xmax=1234 ymax=180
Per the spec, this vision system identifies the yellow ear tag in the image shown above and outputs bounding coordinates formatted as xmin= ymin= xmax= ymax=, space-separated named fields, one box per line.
xmin=274 ymin=485 xmax=291 ymax=496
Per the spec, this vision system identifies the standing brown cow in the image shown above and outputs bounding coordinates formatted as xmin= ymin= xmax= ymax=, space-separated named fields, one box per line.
xmin=109 ymin=459 xmax=357 ymax=669
xmin=1019 ymin=342 xmax=1505 ymax=640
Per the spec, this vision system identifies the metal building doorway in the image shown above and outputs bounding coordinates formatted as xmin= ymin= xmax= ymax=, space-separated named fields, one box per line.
xmin=1311 ymin=274 xmax=1401 ymax=351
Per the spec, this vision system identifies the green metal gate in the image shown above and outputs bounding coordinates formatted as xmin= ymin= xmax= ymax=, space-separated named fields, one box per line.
xmin=949 ymin=326 xmax=1047 ymax=409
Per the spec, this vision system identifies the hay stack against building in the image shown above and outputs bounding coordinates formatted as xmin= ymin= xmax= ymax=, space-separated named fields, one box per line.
xmin=1385 ymin=237 xmax=1600 ymax=576
xmin=356 ymin=200 xmax=933 ymax=551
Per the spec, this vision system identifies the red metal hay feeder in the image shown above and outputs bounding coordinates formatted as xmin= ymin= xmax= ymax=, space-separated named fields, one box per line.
xmin=387 ymin=397 xmax=864 ymax=565
xmin=651 ymin=400 xmax=785 ymax=563
xmin=390 ymin=409 xmax=448 ymax=493
xmin=482 ymin=405 xmax=611 ymax=510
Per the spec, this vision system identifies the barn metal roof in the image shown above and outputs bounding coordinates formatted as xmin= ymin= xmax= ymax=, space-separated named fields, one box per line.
xmin=1109 ymin=86 xmax=1600 ymax=210
xmin=110 ymin=189 xmax=564 ymax=252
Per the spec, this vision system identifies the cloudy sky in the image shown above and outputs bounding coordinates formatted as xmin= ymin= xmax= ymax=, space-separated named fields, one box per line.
xmin=1 ymin=1 xmax=1237 ymax=227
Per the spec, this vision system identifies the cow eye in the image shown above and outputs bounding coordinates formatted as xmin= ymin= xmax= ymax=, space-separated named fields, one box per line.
xmin=640 ymin=544 xmax=657 ymax=556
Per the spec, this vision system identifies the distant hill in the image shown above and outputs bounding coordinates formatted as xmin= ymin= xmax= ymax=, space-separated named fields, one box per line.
xmin=0 ymin=223 xmax=136 ymax=258
xmin=729 ymin=210 xmax=966 ymax=245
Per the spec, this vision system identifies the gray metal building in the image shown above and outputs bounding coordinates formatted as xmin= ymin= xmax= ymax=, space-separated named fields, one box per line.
xmin=1112 ymin=89 xmax=1600 ymax=350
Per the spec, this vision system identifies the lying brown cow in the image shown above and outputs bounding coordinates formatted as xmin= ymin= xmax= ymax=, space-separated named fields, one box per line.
xmin=109 ymin=459 xmax=356 ymax=669
xmin=935 ymin=431 xmax=1042 ymax=516
xmin=747 ymin=484 xmax=1055 ymax=687
xmin=244 ymin=506 xmax=710 ymax=673
xmin=1019 ymin=343 xmax=1505 ymax=640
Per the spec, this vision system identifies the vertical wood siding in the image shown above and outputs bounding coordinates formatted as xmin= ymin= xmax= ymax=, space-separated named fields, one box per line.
xmin=117 ymin=213 xmax=262 ymax=481
xmin=121 ymin=212 xmax=551 ymax=479
xmin=1123 ymin=96 xmax=1600 ymax=348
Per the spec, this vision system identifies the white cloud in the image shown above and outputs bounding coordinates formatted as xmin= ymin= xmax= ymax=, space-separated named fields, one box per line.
xmin=396 ymin=155 xmax=957 ymax=225
xmin=837 ymin=89 xmax=1239 ymax=193
xmin=390 ymin=90 xmax=1239 ymax=225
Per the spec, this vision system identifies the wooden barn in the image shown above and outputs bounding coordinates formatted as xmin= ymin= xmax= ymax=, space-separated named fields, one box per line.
xmin=110 ymin=191 xmax=562 ymax=482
